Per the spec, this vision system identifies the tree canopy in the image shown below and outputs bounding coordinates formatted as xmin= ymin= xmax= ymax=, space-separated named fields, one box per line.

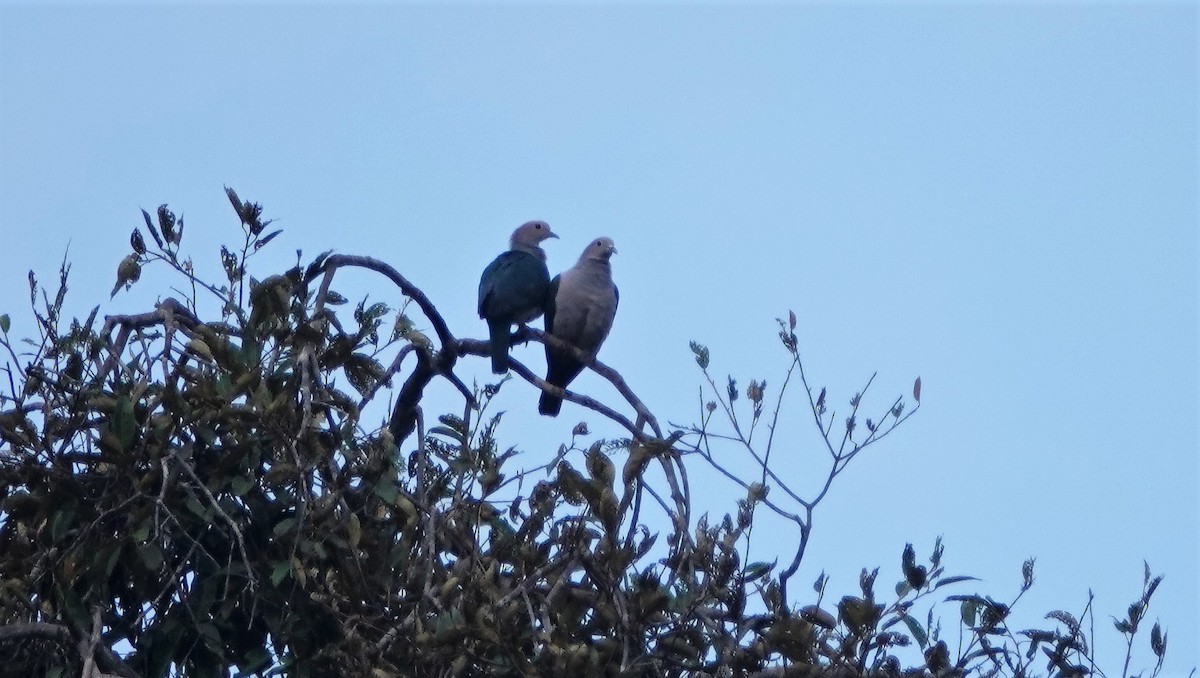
xmin=0 ymin=191 xmax=1171 ymax=677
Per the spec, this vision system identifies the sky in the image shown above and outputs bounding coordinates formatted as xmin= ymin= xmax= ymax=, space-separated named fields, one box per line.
xmin=0 ymin=2 xmax=1196 ymax=675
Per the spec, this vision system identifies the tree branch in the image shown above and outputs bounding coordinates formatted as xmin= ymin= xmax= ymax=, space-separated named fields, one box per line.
xmin=0 ymin=622 xmax=139 ymax=678
xmin=307 ymin=254 xmax=456 ymax=352
xmin=511 ymin=326 xmax=662 ymax=438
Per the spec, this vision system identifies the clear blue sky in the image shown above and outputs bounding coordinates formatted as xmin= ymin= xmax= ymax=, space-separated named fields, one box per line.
xmin=1 ymin=3 xmax=1195 ymax=674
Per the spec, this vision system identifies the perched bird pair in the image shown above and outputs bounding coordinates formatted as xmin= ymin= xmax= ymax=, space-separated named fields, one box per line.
xmin=477 ymin=221 xmax=619 ymax=417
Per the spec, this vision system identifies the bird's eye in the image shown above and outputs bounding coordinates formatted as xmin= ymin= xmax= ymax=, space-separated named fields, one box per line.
xmin=535 ymin=224 xmax=543 ymax=229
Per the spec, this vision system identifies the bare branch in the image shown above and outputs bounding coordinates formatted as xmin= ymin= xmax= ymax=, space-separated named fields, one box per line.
xmin=306 ymin=254 xmax=456 ymax=352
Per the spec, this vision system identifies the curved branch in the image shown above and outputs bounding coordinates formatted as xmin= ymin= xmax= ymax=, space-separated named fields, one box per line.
xmin=0 ymin=622 xmax=139 ymax=678
xmin=511 ymin=326 xmax=662 ymax=438
xmin=93 ymin=297 xmax=200 ymax=387
xmin=388 ymin=348 xmax=437 ymax=447
xmin=0 ymin=622 xmax=71 ymax=644
xmin=460 ymin=326 xmax=660 ymax=436
xmin=308 ymin=254 xmax=457 ymax=353
xmin=466 ymin=342 xmax=645 ymax=441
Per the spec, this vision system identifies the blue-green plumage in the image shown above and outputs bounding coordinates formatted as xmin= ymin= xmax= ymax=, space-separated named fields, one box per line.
xmin=478 ymin=221 xmax=557 ymax=374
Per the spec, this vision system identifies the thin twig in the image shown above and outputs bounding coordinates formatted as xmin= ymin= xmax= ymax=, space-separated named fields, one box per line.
xmin=79 ymin=606 xmax=102 ymax=678
xmin=170 ymin=450 xmax=258 ymax=591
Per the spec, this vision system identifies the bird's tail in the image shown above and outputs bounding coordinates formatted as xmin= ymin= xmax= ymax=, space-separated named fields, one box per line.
xmin=538 ymin=390 xmax=563 ymax=416
xmin=538 ymin=356 xmax=584 ymax=417
xmin=488 ymin=321 xmax=510 ymax=374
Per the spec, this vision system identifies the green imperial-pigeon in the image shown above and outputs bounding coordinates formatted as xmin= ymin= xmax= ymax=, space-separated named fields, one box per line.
xmin=478 ymin=220 xmax=558 ymax=374
xmin=539 ymin=237 xmax=619 ymax=417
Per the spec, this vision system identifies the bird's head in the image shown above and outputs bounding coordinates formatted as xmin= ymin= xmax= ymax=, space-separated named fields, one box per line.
xmin=510 ymin=220 xmax=558 ymax=249
xmin=581 ymin=237 xmax=617 ymax=263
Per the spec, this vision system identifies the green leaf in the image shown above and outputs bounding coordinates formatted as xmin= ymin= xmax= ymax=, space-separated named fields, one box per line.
xmin=743 ymin=562 xmax=773 ymax=581
xmin=195 ymin=426 xmax=218 ymax=446
xmin=187 ymin=338 xmax=214 ymax=362
xmin=240 ymin=335 xmax=263 ymax=368
xmin=231 ymin=475 xmax=254 ymax=497
xmin=270 ymin=560 xmax=291 ymax=586
xmin=1150 ymin=622 xmax=1166 ymax=657
xmin=1046 ymin=609 xmax=1081 ymax=634
xmin=901 ymin=614 xmax=928 ymax=649
xmin=372 ymin=479 xmax=398 ymax=504
xmin=225 ymin=186 xmax=243 ymax=213
xmin=141 ymin=208 xmax=162 ymax=248
xmin=0 ymin=314 xmax=9 ymax=334
xmin=906 ymin=564 xmax=928 ymax=589
xmin=932 ymin=575 xmax=980 ymax=591
xmin=138 ymin=543 xmax=164 ymax=570
xmin=50 ymin=507 xmax=75 ymax=540
xmin=198 ymin=622 xmax=222 ymax=650
xmin=216 ymin=372 xmax=233 ymax=397
xmin=345 ymin=352 xmax=385 ymax=396
xmin=132 ymin=520 xmax=152 ymax=542
xmin=1145 ymin=574 xmax=1163 ymax=603
xmin=184 ymin=495 xmax=211 ymax=520
xmin=960 ymin=599 xmax=979 ymax=626
xmin=428 ymin=426 xmax=465 ymax=443
xmin=273 ymin=516 xmax=297 ymax=536
xmin=255 ymin=228 xmax=284 ymax=249
xmin=237 ymin=649 xmax=273 ymax=675
xmin=813 ymin=571 xmax=827 ymax=594
xmin=362 ymin=301 xmax=389 ymax=323
xmin=114 ymin=395 xmax=138 ymax=450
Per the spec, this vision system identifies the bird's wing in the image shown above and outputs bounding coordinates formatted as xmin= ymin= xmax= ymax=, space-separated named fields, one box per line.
xmin=544 ymin=274 xmax=562 ymax=332
xmin=479 ymin=251 xmax=550 ymax=320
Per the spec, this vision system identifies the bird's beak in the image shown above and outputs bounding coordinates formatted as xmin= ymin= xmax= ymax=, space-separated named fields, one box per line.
xmin=609 ymin=245 xmax=618 ymax=255
xmin=547 ymin=230 xmax=560 ymax=240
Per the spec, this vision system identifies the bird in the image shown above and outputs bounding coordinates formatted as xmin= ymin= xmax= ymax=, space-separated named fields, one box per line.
xmin=478 ymin=220 xmax=559 ymax=374
xmin=539 ymin=237 xmax=619 ymax=416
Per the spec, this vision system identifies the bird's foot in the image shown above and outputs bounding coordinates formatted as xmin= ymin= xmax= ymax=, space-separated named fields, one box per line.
xmin=512 ymin=324 xmax=533 ymax=346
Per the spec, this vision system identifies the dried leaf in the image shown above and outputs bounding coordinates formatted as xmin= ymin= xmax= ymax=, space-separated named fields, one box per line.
xmin=130 ymin=228 xmax=146 ymax=255
xmin=348 ymin=513 xmax=362 ymax=550
xmin=688 ymin=341 xmax=710 ymax=370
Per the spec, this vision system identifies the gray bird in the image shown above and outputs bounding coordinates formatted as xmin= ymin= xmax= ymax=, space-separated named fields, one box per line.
xmin=478 ymin=221 xmax=558 ymax=374
xmin=539 ymin=237 xmax=619 ymax=416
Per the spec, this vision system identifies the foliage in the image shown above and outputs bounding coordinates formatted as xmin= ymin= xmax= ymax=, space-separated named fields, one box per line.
xmin=0 ymin=191 xmax=1173 ymax=677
